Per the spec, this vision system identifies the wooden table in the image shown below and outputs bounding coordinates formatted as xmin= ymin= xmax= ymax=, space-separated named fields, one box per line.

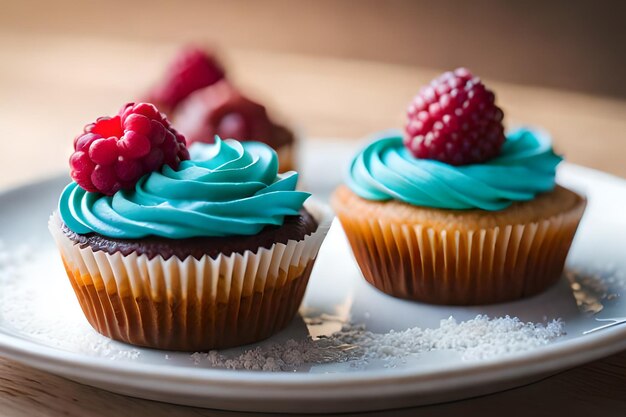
xmin=1 ymin=36 xmax=625 ymax=416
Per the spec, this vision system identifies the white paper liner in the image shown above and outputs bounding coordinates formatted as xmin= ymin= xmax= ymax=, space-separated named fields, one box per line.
xmin=48 ymin=201 xmax=332 ymax=350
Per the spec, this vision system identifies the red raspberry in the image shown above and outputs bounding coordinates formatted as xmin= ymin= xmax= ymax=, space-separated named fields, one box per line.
xmin=144 ymin=46 xmax=225 ymax=113
xmin=70 ymin=103 xmax=189 ymax=195
xmin=404 ymin=68 xmax=505 ymax=165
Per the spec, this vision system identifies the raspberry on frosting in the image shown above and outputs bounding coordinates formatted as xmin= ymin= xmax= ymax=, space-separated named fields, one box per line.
xmin=70 ymin=103 xmax=190 ymax=195
xmin=144 ymin=46 xmax=225 ymax=113
xmin=404 ymin=68 xmax=505 ymax=166
xmin=173 ymin=79 xmax=293 ymax=149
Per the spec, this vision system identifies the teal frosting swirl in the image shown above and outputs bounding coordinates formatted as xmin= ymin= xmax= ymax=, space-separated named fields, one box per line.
xmin=347 ymin=128 xmax=562 ymax=211
xmin=60 ymin=138 xmax=311 ymax=238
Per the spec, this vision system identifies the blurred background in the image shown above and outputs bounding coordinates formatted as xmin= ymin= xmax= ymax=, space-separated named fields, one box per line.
xmin=1 ymin=0 xmax=625 ymax=187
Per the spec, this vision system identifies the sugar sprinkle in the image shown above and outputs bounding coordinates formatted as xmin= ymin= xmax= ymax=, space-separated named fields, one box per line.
xmin=187 ymin=316 xmax=565 ymax=371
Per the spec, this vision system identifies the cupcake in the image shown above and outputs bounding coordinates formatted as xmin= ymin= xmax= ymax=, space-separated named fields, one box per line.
xmin=173 ymin=79 xmax=296 ymax=172
xmin=332 ymin=68 xmax=586 ymax=305
xmin=49 ymin=102 xmax=331 ymax=351
xmin=144 ymin=46 xmax=296 ymax=172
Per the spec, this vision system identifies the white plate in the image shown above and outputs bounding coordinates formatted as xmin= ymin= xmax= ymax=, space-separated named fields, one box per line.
xmin=1 ymin=160 xmax=626 ymax=414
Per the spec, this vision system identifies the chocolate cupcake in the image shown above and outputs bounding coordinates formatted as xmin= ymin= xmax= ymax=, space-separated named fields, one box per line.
xmin=173 ymin=80 xmax=296 ymax=172
xmin=49 ymin=103 xmax=331 ymax=350
xmin=332 ymin=69 xmax=586 ymax=305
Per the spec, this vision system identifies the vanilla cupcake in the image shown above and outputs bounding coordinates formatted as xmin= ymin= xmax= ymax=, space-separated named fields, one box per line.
xmin=50 ymin=103 xmax=330 ymax=350
xmin=332 ymin=69 xmax=585 ymax=305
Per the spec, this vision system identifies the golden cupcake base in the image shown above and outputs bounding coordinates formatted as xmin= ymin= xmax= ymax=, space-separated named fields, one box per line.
xmin=332 ymin=185 xmax=586 ymax=305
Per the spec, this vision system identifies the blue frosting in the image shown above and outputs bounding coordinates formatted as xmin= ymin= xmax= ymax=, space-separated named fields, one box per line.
xmin=60 ymin=138 xmax=310 ymax=238
xmin=347 ymin=128 xmax=562 ymax=211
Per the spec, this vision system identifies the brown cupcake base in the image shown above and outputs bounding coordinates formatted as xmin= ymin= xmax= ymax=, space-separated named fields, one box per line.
xmin=49 ymin=203 xmax=331 ymax=351
xmin=62 ymin=257 xmax=314 ymax=351
xmin=332 ymin=185 xmax=586 ymax=305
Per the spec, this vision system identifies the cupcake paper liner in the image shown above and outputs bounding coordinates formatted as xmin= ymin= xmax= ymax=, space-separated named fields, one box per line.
xmin=333 ymin=189 xmax=586 ymax=305
xmin=49 ymin=201 xmax=332 ymax=351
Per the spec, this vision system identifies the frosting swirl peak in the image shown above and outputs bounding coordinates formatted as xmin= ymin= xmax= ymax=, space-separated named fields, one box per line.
xmin=60 ymin=138 xmax=310 ymax=238
xmin=347 ymin=128 xmax=562 ymax=211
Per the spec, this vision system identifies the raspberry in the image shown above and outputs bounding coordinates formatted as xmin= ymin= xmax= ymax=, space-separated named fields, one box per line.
xmin=70 ymin=103 xmax=189 ymax=195
xmin=404 ymin=68 xmax=505 ymax=165
xmin=144 ymin=46 xmax=225 ymax=113
xmin=173 ymin=80 xmax=274 ymax=146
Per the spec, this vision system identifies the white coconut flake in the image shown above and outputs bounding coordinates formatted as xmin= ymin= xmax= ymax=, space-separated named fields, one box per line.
xmin=0 ymin=243 xmax=577 ymax=371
